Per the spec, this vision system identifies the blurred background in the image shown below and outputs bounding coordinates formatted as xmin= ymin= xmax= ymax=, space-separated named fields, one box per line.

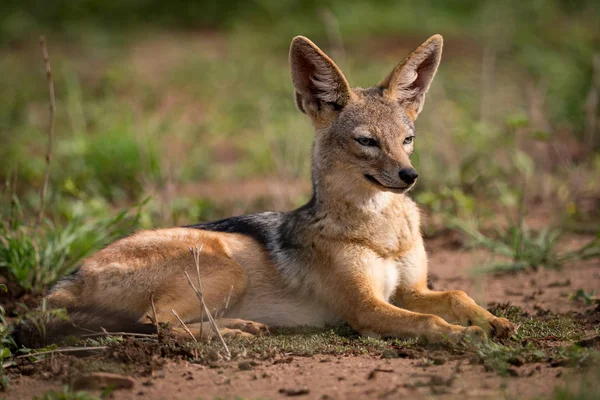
xmin=0 ymin=1 xmax=599 ymax=292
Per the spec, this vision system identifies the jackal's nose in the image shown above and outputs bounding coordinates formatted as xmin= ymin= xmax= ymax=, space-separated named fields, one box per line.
xmin=399 ymin=168 xmax=419 ymax=184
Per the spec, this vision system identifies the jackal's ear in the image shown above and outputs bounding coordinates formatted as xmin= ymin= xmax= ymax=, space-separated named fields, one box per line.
xmin=379 ymin=34 xmax=443 ymax=120
xmin=290 ymin=36 xmax=352 ymax=116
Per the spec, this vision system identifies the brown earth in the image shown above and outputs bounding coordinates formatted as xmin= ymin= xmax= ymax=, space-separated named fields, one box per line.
xmin=8 ymin=356 xmax=580 ymax=400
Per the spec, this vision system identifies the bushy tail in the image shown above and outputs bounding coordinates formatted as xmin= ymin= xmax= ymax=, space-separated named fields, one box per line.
xmin=13 ymin=306 xmax=157 ymax=349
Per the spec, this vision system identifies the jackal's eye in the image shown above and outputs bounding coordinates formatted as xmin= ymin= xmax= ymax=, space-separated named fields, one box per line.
xmin=403 ymin=136 xmax=414 ymax=145
xmin=355 ymin=137 xmax=378 ymax=147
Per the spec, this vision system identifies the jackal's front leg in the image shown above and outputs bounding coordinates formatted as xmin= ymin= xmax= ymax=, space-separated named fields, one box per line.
xmin=323 ymin=256 xmax=485 ymax=344
xmin=395 ymin=289 xmax=515 ymax=339
xmin=395 ymin=243 xmax=515 ymax=339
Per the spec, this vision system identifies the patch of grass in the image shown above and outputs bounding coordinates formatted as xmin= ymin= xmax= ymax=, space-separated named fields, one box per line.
xmin=489 ymin=303 xmax=584 ymax=342
xmin=15 ymin=299 xmax=69 ymax=346
xmin=549 ymin=371 xmax=600 ymax=400
xmin=187 ymin=324 xmax=400 ymax=360
xmin=570 ymin=289 xmax=600 ymax=306
xmin=517 ymin=316 xmax=582 ymax=342
xmin=475 ymin=339 xmax=599 ymax=376
xmin=0 ymin=284 xmax=13 ymax=390
xmin=62 ymin=128 xmax=162 ymax=202
xmin=479 ymin=303 xmax=600 ymax=375
xmin=34 ymin=386 xmax=102 ymax=400
xmin=456 ymin=217 xmax=600 ymax=274
xmin=0 ymin=197 xmax=146 ymax=293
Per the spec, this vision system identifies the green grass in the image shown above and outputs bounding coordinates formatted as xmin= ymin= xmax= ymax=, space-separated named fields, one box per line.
xmin=0 ymin=197 xmax=146 ymax=293
xmin=34 ymin=386 xmax=103 ymax=400
xmin=549 ymin=373 xmax=600 ymax=400
xmin=570 ymin=289 xmax=600 ymax=306
xmin=474 ymin=305 xmax=599 ymax=376
xmin=454 ymin=212 xmax=600 ymax=274
xmin=0 ymin=284 xmax=12 ymax=390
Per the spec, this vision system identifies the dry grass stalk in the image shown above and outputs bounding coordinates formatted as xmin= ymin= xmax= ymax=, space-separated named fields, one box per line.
xmin=223 ymin=284 xmax=234 ymax=318
xmin=37 ymin=36 xmax=56 ymax=226
xmin=585 ymin=54 xmax=599 ymax=150
xmin=7 ymin=164 xmax=18 ymax=226
xmin=80 ymin=329 xmax=157 ymax=339
xmin=171 ymin=309 xmax=198 ymax=343
xmin=150 ymin=292 xmax=159 ymax=335
xmin=16 ymin=346 xmax=108 ymax=359
xmin=319 ymin=8 xmax=346 ymax=69
xmin=186 ymin=246 xmax=231 ymax=359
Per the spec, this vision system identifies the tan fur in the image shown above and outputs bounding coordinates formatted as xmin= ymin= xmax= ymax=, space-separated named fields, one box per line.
xmin=44 ymin=35 xmax=514 ymax=345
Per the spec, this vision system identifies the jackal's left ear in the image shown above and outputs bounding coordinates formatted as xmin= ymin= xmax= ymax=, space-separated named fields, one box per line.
xmin=290 ymin=36 xmax=352 ymax=116
xmin=379 ymin=35 xmax=443 ymax=120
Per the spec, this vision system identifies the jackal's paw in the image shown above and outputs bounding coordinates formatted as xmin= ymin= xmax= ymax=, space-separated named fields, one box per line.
xmin=220 ymin=328 xmax=255 ymax=338
xmin=443 ymin=325 xmax=485 ymax=346
xmin=461 ymin=326 xmax=486 ymax=344
xmin=488 ymin=317 xmax=516 ymax=339
xmin=227 ymin=319 xmax=270 ymax=336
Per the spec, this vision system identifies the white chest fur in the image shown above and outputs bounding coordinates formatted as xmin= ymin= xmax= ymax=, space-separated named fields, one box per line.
xmin=370 ymin=258 xmax=400 ymax=302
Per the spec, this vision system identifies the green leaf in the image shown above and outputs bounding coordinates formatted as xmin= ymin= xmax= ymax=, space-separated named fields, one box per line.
xmin=0 ymin=347 xmax=11 ymax=360
xmin=529 ymin=131 xmax=552 ymax=141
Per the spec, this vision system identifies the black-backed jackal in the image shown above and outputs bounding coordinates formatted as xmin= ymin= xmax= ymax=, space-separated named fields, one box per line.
xmin=27 ymin=35 xmax=515 ymax=346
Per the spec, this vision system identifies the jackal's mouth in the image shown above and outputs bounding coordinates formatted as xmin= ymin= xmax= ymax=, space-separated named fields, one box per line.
xmin=364 ymin=174 xmax=411 ymax=192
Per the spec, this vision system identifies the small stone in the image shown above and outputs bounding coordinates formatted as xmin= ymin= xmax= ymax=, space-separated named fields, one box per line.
xmin=381 ymin=349 xmax=399 ymax=359
xmin=238 ymin=360 xmax=257 ymax=370
xmin=431 ymin=357 xmax=446 ymax=365
xmin=73 ymin=372 xmax=135 ymax=391
xmin=279 ymin=387 xmax=310 ymax=396
xmin=508 ymin=356 xmax=525 ymax=366
xmin=550 ymin=358 xmax=568 ymax=368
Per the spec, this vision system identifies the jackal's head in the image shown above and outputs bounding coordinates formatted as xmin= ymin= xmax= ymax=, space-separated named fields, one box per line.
xmin=290 ymin=35 xmax=442 ymax=195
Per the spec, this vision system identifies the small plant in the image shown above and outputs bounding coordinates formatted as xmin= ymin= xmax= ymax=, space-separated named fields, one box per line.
xmin=34 ymin=386 xmax=102 ymax=400
xmin=16 ymin=299 xmax=68 ymax=343
xmin=0 ymin=198 xmax=147 ymax=293
xmin=570 ymin=289 xmax=599 ymax=306
xmin=453 ymin=194 xmax=600 ymax=274
xmin=0 ymin=283 xmax=13 ymax=390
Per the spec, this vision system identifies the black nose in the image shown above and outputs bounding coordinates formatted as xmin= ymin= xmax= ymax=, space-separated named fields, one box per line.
xmin=399 ymin=168 xmax=418 ymax=184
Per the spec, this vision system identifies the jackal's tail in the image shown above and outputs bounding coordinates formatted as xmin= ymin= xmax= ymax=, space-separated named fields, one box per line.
xmin=13 ymin=306 xmax=157 ymax=349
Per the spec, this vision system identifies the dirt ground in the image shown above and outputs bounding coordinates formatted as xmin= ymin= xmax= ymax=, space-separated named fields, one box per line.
xmin=9 ymin=356 xmax=579 ymax=400
xmin=4 ymin=230 xmax=599 ymax=400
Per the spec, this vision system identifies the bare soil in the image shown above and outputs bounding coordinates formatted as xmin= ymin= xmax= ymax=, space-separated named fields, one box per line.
xmin=9 ymin=356 xmax=581 ymax=400
xmin=4 ymin=228 xmax=599 ymax=400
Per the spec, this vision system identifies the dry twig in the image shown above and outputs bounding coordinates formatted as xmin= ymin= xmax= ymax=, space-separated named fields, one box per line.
xmin=171 ymin=309 xmax=198 ymax=343
xmin=186 ymin=246 xmax=231 ymax=359
xmin=37 ymin=36 xmax=56 ymax=226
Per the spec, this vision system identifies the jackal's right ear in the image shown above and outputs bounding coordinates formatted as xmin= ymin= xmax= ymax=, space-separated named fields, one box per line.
xmin=289 ymin=36 xmax=352 ymax=116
